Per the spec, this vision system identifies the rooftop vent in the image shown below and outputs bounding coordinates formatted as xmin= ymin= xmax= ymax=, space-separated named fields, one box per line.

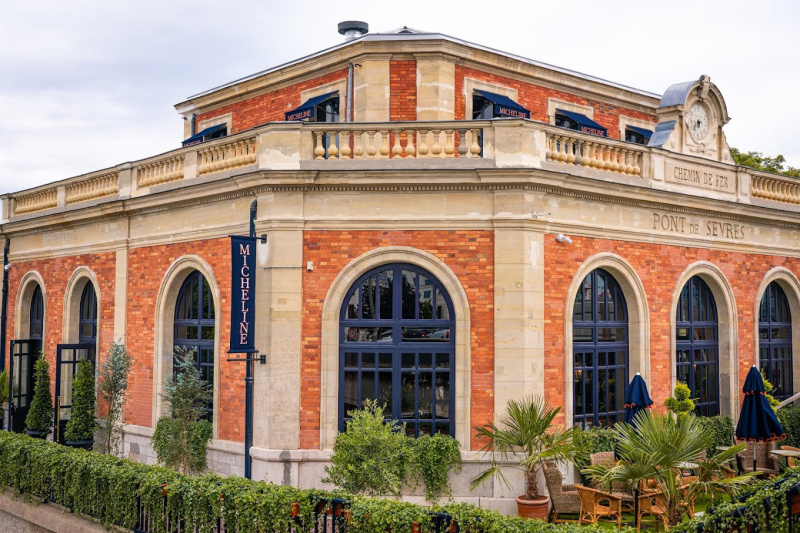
xmin=338 ymin=21 xmax=368 ymax=41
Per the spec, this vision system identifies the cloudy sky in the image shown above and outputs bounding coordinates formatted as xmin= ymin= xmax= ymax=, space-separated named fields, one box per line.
xmin=1 ymin=0 xmax=797 ymax=198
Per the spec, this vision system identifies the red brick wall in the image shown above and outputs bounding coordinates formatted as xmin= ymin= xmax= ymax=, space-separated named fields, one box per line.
xmin=544 ymin=234 xmax=800 ymax=425
xmin=196 ymin=69 xmax=349 ymax=134
xmin=455 ymin=66 xmax=656 ymax=139
xmin=301 ymin=230 xmax=494 ymax=450
xmin=390 ymin=60 xmax=417 ymax=121
xmin=4 ymin=253 xmax=116 ymax=397
xmin=126 ymin=239 xmax=244 ymax=442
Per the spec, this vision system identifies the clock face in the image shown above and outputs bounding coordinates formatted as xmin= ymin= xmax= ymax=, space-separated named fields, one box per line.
xmin=687 ymin=102 xmax=709 ymax=141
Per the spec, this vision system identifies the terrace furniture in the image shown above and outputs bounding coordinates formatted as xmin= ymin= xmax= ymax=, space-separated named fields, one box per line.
xmin=776 ymin=446 xmax=800 ymax=468
xmin=542 ymin=461 xmax=581 ymax=523
xmin=576 ymin=485 xmax=622 ymax=528
xmin=737 ymin=441 xmax=779 ymax=477
xmin=636 ymin=489 xmax=669 ymax=532
xmin=589 ymin=451 xmax=635 ymax=509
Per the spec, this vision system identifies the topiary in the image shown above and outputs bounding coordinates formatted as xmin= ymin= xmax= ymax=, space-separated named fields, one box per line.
xmin=97 ymin=341 xmax=132 ymax=455
xmin=65 ymin=359 xmax=97 ymax=442
xmin=25 ymin=357 xmax=53 ymax=436
xmin=665 ymin=382 xmax=695 ymax=419
xmin=761 ymin=370 xmax=780 ymax=412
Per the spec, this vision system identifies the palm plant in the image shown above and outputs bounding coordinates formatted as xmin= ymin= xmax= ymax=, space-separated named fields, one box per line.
xmin=471 ymin=396 xmax=585 ymax=501
xmin=583 ymin=411 xmax=757 ymax=527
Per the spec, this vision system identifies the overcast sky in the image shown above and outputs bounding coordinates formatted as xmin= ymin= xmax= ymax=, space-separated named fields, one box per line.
xmin=1 ymin=0 xmax=797 ymax=197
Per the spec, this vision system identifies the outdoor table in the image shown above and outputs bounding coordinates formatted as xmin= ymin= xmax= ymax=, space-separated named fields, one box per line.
xmin=678 ymin=462 xmax=699 ymax=470
xmin=770 ymin=449 xmax=800 ymax=459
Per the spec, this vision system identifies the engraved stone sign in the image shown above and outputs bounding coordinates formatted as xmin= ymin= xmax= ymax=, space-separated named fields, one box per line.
xmin=665 ymin=162 xmax=736 ymax=194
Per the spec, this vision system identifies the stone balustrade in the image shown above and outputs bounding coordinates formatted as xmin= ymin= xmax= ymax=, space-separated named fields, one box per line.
xmin=65 ymin=172 xmax=119 ymax=205
xmin=545 ymin=130 xmax=643 ymax=177
xmin=198 ymin=136 xmax=257 ymax=176
xmin=136 ymin=155 xmax=185 ymax=188
xmin=14 ymin=189 xmax=58 ymax=215
xmin=750 ymin=173 xmax=800 ymax=206
xmin=309 ymin=124 xmax=483 ymax=160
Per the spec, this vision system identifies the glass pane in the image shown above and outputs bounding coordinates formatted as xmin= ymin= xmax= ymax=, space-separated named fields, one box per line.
xmin=401 ymin=373 xmax=416 ymax=418
xmin=759 ymin=327 xmax=768 ymax=340
xmin=80 ymin=324 xmax=93 ymax=338
xmin=419 ymin=353 xmax=433 ymax=368
xmin=344 ymin=353 xmax=358 ymax=367
xmin=597 ymin=274 xmax=606 ymax=321
xmin=378 ymin=372 xmax=392 ymax=408
xmin=435 ymin=289 xmax=450 ymax=320
xmin=583 ymin=277 xmax=593 ymax=322
xmin=402 ymin=328 xmax=440 ymax=341
xmin=201 ymin=326 xmax=215 ymax=340
xmin=402 ymin=353 xmax=415 ymax=368
xmin=362 ymin=353 xmax=375 ymax=368
xmin=345 ymin=327 xmax=393 ymax=342
xmin=435 ymin=373 xmax=450 ymax=417
xmin=573 ymin=328 xmax=592 ymax=343
xmin=362 ymin=372 xmax=376 ymax=402
xmin=435 ymin=423 xmax=450 ymax=435
xmin=378 ymin=270 xmax=393 ymax=320
xmin=598 ymin=328 xmax=625 ymax=342
xmin=343 ymin=371 xmax=358 ymax=412
xmin=419 ymin=374 xmax=433 ymax=417
xmin=402 ymin=270 xmax=417 ymax=319
xmin=361 ymin=276 xmax=376 ymax=320
xmin=436 ymin=353 xmax=450 ymax=369
xmin=418 ymin=275 xmax=432 ymax=319
xmin=347 ymin=290 xmax=360 ymax=319
xmin=378 ymin=353 xmax=392 ymax=368
xmin=419 ymin=423 xmax=433 ymax=437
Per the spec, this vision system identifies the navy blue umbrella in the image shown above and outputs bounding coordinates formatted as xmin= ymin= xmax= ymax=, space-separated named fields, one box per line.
xmin=736 ymin=366 xmax=786 ymax=472
xmin=623 ymin=372 xmax=653 ymax=426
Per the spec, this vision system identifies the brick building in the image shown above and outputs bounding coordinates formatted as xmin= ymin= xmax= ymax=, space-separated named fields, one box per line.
xmin=2 ymin=24 xmax=799 ymax=512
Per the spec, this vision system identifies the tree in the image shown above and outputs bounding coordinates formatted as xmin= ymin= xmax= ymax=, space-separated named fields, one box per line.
xmin=64 ymin=359 xmax=96 ymax=442
xmin=97 ymin=341 xmax=132 ymax=455
xmin=152 ymin=347 xmax=212 ymax=475
xmin=731 ymin=147 xmax=800 ymax=178
xmin=665 ymin=382 xmax=695 ymax=420
xmin=25 ymin=357 xmax=53 ymax=436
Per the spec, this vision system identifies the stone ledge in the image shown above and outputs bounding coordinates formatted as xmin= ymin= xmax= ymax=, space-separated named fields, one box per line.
xmin=0 ymin=490 xmax=122 ymax=533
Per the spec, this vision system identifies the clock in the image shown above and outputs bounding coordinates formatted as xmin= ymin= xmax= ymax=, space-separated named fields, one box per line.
xmin=687 ymin=102 xmax=709 ymax=141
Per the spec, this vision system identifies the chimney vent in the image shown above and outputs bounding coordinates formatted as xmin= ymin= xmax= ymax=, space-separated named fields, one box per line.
xmin=338 ymin=21 xmax=368 ymax=41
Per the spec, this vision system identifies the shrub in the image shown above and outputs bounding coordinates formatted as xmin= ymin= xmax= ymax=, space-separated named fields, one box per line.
xmin=152 ymin=347 xmax=212 ymax=475
xmin=695 ymin=415 xmax=735 ymax=456
xmin=25 ymin=357 xmax=53 ymax=435
xmin=97 ymin=341 xmax=132 ymax=455
xmin=573 ymin=425 xmax=618 ymax=470
xmin=0 ymin=369 xmax=8 ymax=405
xmin=64 ymin=359 xmax=97 ymax=442
xmin=777 ymin=405 xmax=800 ymax=448
xmin=408 ymin=433 xmax=462 ymax=501
xmin=665 ymin=382 xmax=695 ymax=419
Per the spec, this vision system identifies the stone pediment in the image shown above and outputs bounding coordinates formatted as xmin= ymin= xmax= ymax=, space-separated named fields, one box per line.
xmin=648 ymin=75 xmax=734 ymax=164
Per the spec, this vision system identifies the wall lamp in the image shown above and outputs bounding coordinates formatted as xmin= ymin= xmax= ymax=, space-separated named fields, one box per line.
xmin=555 ymin=233 xmax=572 ymax=244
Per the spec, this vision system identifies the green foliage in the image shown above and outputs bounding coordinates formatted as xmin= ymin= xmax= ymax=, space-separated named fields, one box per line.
xmin=97 ymin=341 xmax=132 ymax=455
xmin=694 ymin=415 xmax=735 ymax=456
xmin=573 ymin=425 xmax=619 ymax=470
xmin=25 ymin=357 xmax=53 ymax=435
xmin=471 ymin=396 xmax=586 ymax=500
xmin=583 ymin=411 xmax=757 ymax=527
xmin=761 ymin=369 xmax=780 ymax=412
xmin=0 ymin=430 xmax=634 ymax=533
xmin=408 ymin=433 xmax=462 ymax=501
xmin=731 ymin=147 xmax=800 ymax=178
xmin=665 ymin=381 xmax=695 ymax=419
xmin=324 ymin=399 xmax=461 ymax=501
xmin=0 ymin=369 xmax=8 ymax=405
xmin=778 ymin=405 xmax=800 ymax=448
xmin=64 ymin=360 xmax=97 ymax=442
xmin=152 ymin=347 xmax=213 ymax=475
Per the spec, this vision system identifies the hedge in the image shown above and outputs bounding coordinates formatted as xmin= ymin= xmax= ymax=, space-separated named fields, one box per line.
xmin=0 ymin=431 xmax=631 ymax=533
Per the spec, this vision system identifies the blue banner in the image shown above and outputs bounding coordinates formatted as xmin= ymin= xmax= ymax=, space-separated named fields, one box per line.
xmin=230 ymin=235 xmax=258 ymax=353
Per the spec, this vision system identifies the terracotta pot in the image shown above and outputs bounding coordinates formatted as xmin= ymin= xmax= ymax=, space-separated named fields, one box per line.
xmin=515 ymin=495 xmax=550 ymax=521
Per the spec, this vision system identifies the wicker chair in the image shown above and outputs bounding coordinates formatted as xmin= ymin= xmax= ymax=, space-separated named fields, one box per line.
xmin=781 ymin=445 xmax=800 ymax=468
xmin=542 ymin=461 xmax=581 ymax=522
xmin=736 ymin=441 xmax=779 ymax=477
xmin=576 ymin=485 xmax=622 ymax=528
xmin=588 ymin=451 xmax=635 ymax=509
xmin=636 ymin=489 xmax=669 ymax=532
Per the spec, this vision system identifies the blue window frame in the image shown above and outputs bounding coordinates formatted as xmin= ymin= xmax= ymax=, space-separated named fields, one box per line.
xmin=174 ymin=271 xmax=215 ymax=420
xmin=339 ymin=264 xmax=455 ymax=438
xmin=30 ymin=285 xmax=44 ymax=341
xmin=572 ymin=268 xmax=628 ymax=428
xmin=759 ymin=282 xmax=793 ymax=400
xmin=676 ymin=276 xmax=719 ymax=417
xmin=79 ymin=283 xmax=97 ymax=343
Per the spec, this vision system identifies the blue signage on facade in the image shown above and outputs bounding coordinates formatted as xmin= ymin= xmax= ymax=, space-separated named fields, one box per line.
xmin=230 ymin=235 xmax=258 ymax=353
xmin=494 ymin=104 xmax=530 ymax=119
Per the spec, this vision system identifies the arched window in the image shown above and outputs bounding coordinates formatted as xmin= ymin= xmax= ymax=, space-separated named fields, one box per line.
xmin=759 ymin=282 xmax=792 ymax=400
xmin=339 ymin=264 xmax=455 ymax=438
xmin=676 ymin=276 xmax=719 ymax=416
xmin=30 ymin=285 xmax=44 ymax=341
xmin=174 ymin=271 xmax=215 ymax=419
xmin=572 ymin=268 xmax=628 ymax=427
xmin=78 ymin=283 xmax=97 ymax=343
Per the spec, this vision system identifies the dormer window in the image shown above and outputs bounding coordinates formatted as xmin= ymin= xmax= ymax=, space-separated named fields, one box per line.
xmin=472 ymin=90 xmax=529 ymax=119
xmin=555 ymin=109 xmax=607 ymax=137
xmin=181 ymin=124 xmax=227 ymax=147
xmin=625 ymin=126 xmax=653 ymax=145
xmin=285 ymin=92 xmax=340 ymax=122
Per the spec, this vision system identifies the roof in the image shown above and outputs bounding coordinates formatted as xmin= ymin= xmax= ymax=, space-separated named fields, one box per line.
xmin=185 ymin=27 xmax=661 ymax=102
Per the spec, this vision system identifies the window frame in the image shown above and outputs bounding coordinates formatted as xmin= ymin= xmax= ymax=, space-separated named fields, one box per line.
xmin=78 ymin=283 xmax=97 ymax=344
xmin=759 ymin=281 xmax=793 ymax=400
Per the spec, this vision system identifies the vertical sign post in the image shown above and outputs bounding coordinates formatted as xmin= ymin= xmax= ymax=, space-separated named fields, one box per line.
xmin=229 ymin=233 xmax=260 ymax=479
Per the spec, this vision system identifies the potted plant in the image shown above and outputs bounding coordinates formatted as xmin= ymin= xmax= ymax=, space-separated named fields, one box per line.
xmin=25 ymin=357 xmax=53 ymax=439
xmin=470 ymin=396 xmax=585 ymax=520
xmin=64 ymin=359 xmax=96 ymax=449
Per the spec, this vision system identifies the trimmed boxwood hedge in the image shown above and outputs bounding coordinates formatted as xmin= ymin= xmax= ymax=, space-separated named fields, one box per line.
xmin=0 ymin=430 xmax=634 ymax=533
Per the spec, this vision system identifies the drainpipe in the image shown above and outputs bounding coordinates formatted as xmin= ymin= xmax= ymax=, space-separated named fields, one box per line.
xmin=346 ymin=63 xmax=354 ymax=122
xmin=0 ymin=238 xmax=8 ymax=373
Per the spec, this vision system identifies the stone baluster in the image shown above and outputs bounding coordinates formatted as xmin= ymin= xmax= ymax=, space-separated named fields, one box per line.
xmin=392 ymin=130 xmax=403 ymax=158
xmin=314 ymin=132 xmax=326 ymax=159
xmin=632 ymin=152 xmax=641 ymax=176
xmin=565 ymin=138 xmax=576 ymax=165
xmin=456 ymin=129 xmax=469 ymax=158
xmin=418 ymin=130 xmax=429 ymax=157
xmin=340 ymin=131 xmax=352 ymax=159
xmin=558 ymin=137 xmax=569 ymax=163
xmin=581 ymin=141 xmax=591 ymax=167
xmin=353 ymin=131 xmax=365 ymax=159
xmin=328 ymin=132 xmax=339 ymax=159
xmin=610 ymin=148 xmax=620 ymax=173
xmin=366 ymin=131 xmax=378 ymax=158
xmin=430 ymin=130 xmax=442 ymax=157
xmin=378 ymin=130 xmax=390 ymax=158
xmin=404 ymin=129 xmax=416 ymax=157
xmin=444 ymin=130 xmax=455 ymax=157
xmin=469 ymin=129 xmax=481 ymax=157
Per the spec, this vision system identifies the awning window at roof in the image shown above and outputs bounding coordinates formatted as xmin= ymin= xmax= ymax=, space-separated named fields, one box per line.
xmin=181 ymin=124 xmax=227 ymax=147
xmin=285 ymin=91 xmax=339 ymax=121
xmin=626 ymin=125 xmax=653 ymax=138
xmin=474 ymin=89 xmax=530 ymax=119
xmin=555 ymin=109 xmax=608 ymax=137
